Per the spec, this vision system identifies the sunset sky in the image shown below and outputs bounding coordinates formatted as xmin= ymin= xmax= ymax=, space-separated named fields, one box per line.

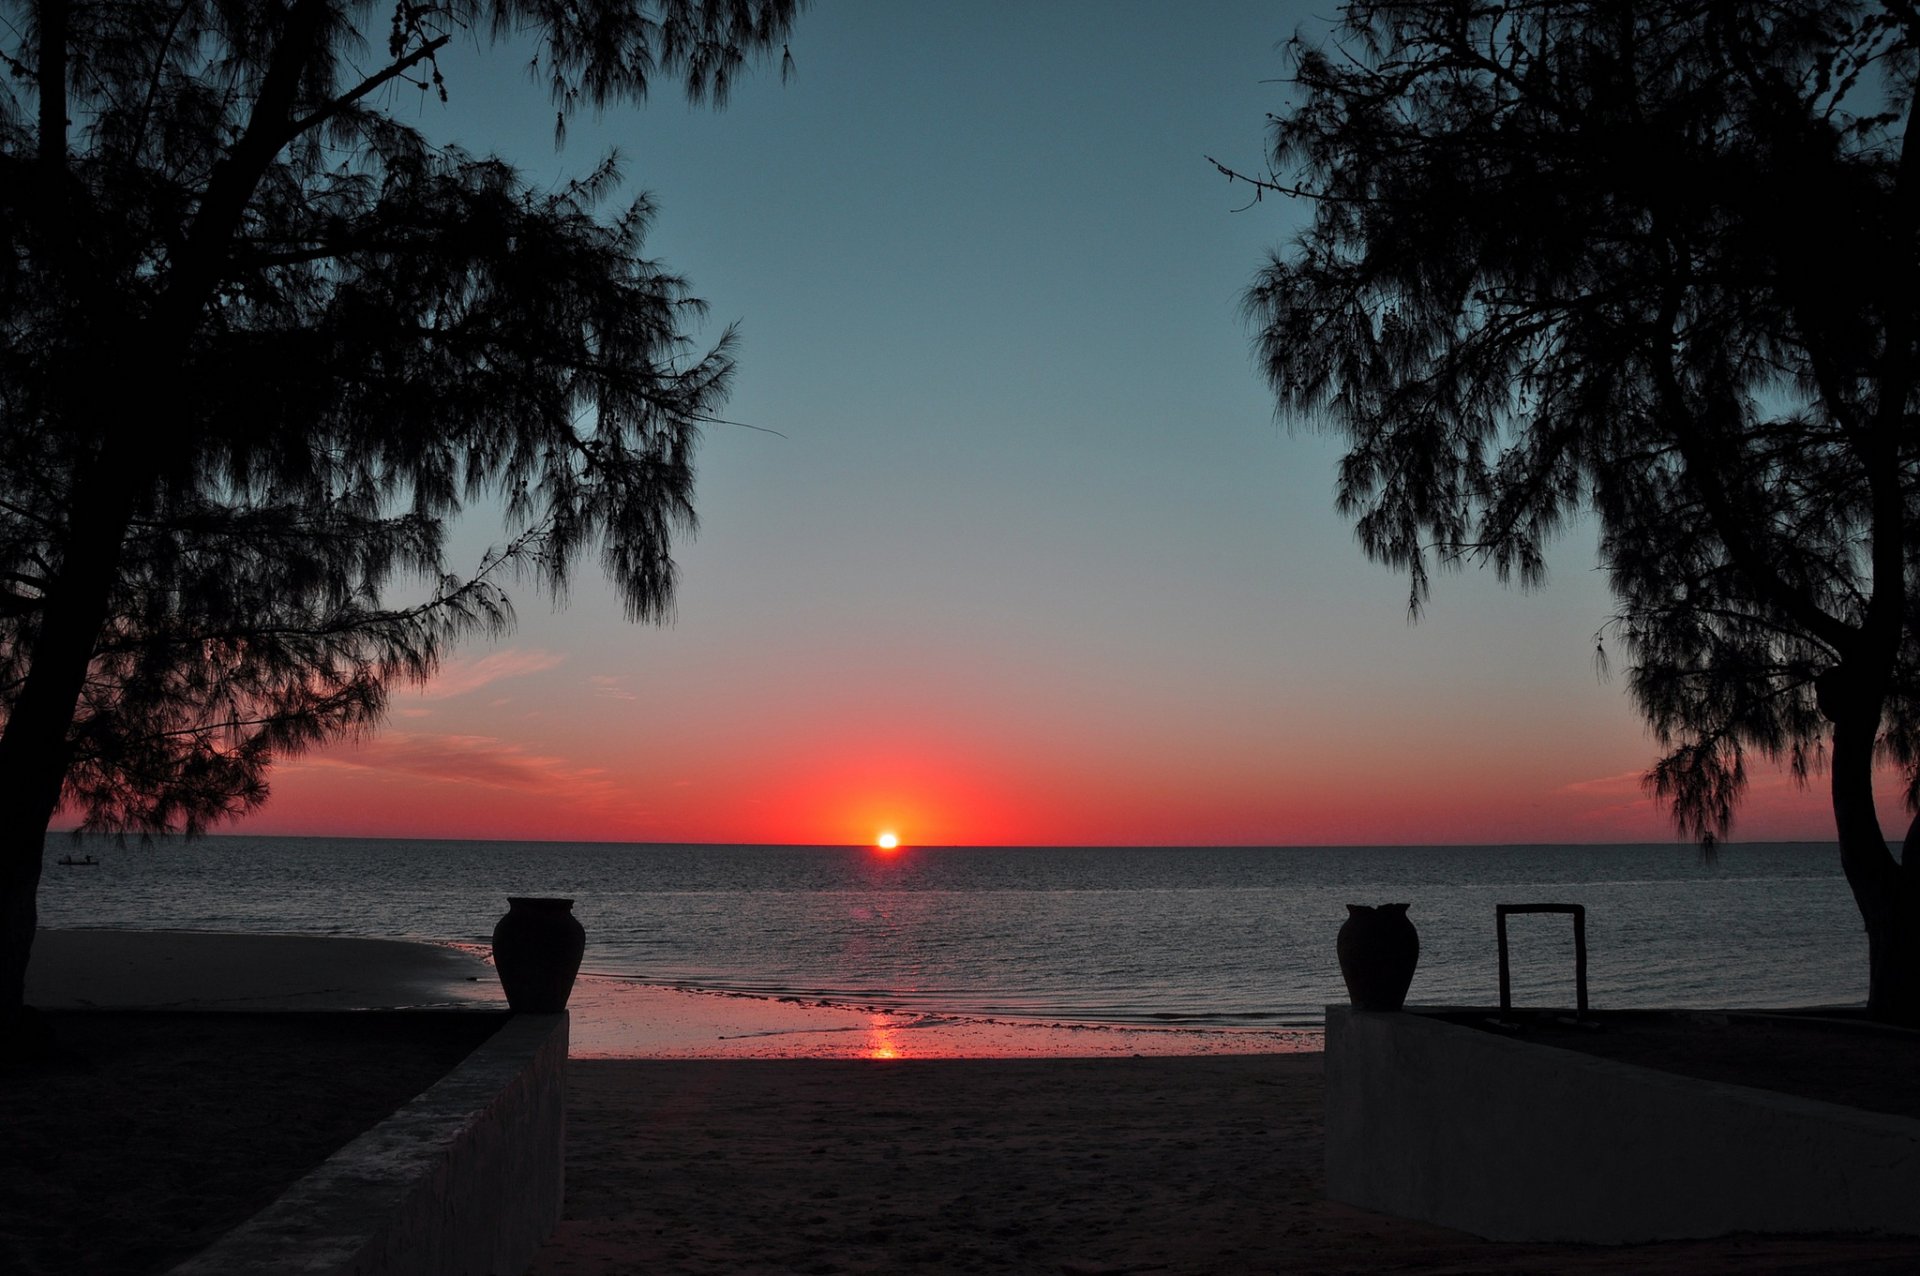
xmin=240 ymin=1 xmax=1889 ymax=847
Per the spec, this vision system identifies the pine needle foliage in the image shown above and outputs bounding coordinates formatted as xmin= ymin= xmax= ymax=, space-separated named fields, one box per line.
xmin=1237 ymin=0 xmax=1919 ymax=843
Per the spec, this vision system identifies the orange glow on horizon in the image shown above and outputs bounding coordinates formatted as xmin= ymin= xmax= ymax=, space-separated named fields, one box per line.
xmin=227 ymin=720 xmax=1911 ymax=847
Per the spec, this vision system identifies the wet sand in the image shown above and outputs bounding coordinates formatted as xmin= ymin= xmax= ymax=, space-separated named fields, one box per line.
xmin=561 ymin=971 xmax=1321 ymax=1059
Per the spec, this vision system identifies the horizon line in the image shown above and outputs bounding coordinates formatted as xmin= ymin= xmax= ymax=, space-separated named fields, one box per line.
xmin=53 ymin=830 xmax=1841 ymax=851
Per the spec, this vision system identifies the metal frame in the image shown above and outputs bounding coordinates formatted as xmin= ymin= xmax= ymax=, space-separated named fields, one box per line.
xmin=1496 ymin=903 xmax=1588 ymax=1015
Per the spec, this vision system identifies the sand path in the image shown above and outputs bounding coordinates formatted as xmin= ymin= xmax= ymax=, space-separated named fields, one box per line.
xmin=533 ymin=1055 xmax=1920 ymax=1275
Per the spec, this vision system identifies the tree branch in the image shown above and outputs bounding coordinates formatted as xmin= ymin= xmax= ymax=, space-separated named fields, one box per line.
xmin=282 ymin=33 xmax=452 ymax=143
xmin=35 ymin=0 xmax=65 ymax=182
xmin=1858 ymin=54 xmax=1920 ymax=690
xmin=164 ymin=0 xmax=333 ymax=332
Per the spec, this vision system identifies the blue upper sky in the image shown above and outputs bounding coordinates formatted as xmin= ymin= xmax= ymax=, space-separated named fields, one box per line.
xmin=259 ymin=1 xmax=1866 ymax=845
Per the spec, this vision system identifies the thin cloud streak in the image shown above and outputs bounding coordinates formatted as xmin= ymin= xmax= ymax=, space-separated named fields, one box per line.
xmin=1556 ymin=770 xmax=1647 ymax=797
xmin=589 ymin=674 xmax=638 ymax=702
xmin=408 ymin=648 xmax=567 ymax=701
xmin=297 ymin=731 xmax=607 ymax=794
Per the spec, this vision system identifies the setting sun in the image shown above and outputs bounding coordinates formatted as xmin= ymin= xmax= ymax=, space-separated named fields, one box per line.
xmin=876 ymin=831 xmax=900 ymax=850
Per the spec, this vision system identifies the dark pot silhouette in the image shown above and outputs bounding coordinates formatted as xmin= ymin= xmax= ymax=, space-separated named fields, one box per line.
xmin=491 ymin=897 xmax=586 ymax=1013
xmin=1336 ymin=903 xmax=1419 ymax=1011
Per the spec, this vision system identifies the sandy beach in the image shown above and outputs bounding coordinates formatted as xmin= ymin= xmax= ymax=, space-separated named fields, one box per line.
xmin=26 ymin=927 xmax=497 ymax=1011
xmin=533 ymin=1056 xmax=1920 ymax=1276
xmin=22 ymin=929 xmax=1920 ymax=1275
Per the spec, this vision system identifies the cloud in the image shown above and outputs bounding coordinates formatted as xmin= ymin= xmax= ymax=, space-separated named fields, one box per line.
xmin=299 ymin=731 xmax=609 ymax=795
xmin=1555 ymin=770 xmax=1647 ymax=797
xmin=409 ymin=648 xmax=567 ymax=701
xmin=589 ymin=674 xmax=638 ymax=702
xmin=1546 ymin=769 xmax=1670 ymax=837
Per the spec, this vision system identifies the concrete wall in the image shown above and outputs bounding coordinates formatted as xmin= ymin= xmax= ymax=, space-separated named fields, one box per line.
xmin=171 ymin=1012 xmax=569 ymax=1276
xmin=1325 ymin=1006 xmax=1920 ymax=1244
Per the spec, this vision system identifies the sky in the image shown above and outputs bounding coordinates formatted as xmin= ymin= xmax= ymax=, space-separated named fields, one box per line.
xmin=237 ymin=1 xmax=1892 ymax=847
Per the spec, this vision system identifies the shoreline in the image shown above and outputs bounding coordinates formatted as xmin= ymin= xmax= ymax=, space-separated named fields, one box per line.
xmin=450 ymin=934 xmax=1328 ymax=1032
xmin=564 ymin=971 xmax=1322 ymax=1058
xmin=28 ymin=928 xmax=1322 ymax=1058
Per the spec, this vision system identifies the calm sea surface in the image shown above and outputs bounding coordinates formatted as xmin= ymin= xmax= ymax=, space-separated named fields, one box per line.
xmin=36 ymin=837 xmax=1866 ymax=1027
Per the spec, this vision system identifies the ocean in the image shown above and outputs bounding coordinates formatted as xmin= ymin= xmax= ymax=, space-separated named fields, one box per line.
xmin=35 ymin=836 xmax=1867 ymax=1026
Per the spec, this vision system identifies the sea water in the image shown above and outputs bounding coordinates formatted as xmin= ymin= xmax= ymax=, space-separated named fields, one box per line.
xmin=35 ymin=837 xmax=1866 ymax=1026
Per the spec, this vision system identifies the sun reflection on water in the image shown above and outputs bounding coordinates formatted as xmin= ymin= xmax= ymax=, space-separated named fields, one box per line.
xmin=866 ymin=1015 xmax=903 ymax=1059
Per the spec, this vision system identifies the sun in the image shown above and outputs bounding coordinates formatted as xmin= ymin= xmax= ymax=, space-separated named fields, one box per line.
xmin=876 ymin=831 xmax=900 ymax=850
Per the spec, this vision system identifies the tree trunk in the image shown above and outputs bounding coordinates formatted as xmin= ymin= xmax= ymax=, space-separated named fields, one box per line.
xmin=1877 ymin=813 xmax=1920 ymax=1025
xmin=0 ymin=823 xmax=49 ymax=1047
xmin=1827 ymin=686 xmax=1920 ymax=1024
xmin=2 ymin=0 xmax=334 ymax=1047
xmin=0 ymin=460 xmax=142 ymax=1039
xmin=1856 ymin=847 xmax=1920 ymax=1027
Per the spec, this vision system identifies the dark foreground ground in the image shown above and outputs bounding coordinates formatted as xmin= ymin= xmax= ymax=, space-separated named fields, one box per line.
xmin=1478 ymin=1009 xmax=1920 ymax=1121
xmin=535 ymin=1025 xmax=1920 ymax=1276
xmin=0 ymin=1010 xmax=503 ymax=1276
xmin=6 ymin=1011 xmax=1919 ymax=1275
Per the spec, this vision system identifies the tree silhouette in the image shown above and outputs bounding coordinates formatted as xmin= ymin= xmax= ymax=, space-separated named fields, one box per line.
xmin=1229 ymin=1 xmax=1920 ymax=1021
xmin=0 ymin=0 xmax=802 ymax=1035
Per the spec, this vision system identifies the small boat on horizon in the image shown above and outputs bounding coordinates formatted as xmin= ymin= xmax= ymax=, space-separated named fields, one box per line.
xmin=56 ymin=854 xmax=99 ymax=867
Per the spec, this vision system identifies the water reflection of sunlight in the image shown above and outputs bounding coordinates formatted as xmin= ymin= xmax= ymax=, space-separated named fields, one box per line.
xmin=866 ymin=1015 xmax=902 ymax=1059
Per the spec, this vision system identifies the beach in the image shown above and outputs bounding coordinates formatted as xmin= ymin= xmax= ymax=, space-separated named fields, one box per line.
xmin=537 ymin=1057 xmax=1920 ymax=1276
xmin=24 ymin=927 xmax=496 ymax=1011
xmin=19 ymin=929 xmax=1920 ymax=1275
